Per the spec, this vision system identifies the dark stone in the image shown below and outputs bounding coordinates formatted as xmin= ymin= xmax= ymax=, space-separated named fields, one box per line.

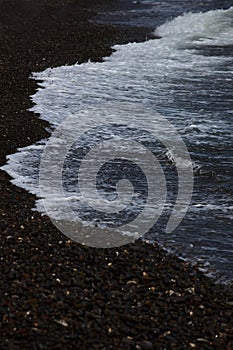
xmin=139 ymin=340 xmax=154 ymax=350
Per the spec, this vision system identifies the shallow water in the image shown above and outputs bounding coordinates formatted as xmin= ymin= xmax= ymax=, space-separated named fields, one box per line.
xmin=2 ymin=2 xmax=233 ymax=282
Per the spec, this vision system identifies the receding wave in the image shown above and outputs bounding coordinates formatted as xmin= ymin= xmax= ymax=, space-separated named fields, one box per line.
xmin=2 ymin=6 xmax=233 ymax=280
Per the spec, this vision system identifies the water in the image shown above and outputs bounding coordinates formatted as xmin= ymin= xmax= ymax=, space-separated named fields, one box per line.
xmin=95 ymin=0 xmax=233 ymax=27
xmin=2 ymin=1 xmax=233 ymax=282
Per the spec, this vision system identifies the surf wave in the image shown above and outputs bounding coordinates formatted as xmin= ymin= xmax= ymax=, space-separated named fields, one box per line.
xmin=1 ymin=6 xmax=233 ymax=279
xmin=156 ymin=6 xmax=233 ymax=47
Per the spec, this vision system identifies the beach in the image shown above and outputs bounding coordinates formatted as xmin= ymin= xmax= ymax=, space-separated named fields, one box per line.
xmin=0 ymin=1 xmax=232 ymax=349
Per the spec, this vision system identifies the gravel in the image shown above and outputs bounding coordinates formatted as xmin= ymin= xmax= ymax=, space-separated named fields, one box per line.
xmin=0 ymin=1 xmax=232 ymax=349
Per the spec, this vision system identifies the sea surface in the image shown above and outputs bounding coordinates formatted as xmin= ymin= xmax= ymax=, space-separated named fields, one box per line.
xmin=2 ymin=1 xmax=233 ymax=282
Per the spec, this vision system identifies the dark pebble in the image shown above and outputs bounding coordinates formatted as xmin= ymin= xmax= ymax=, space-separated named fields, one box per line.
xmin=139 ymin=340 xmax=154 ymax=350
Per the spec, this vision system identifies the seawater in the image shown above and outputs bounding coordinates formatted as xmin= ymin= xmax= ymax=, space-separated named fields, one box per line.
xmin=2 ymin=3 xmax=233 ymax=282
xmin=95 ymin=0 xmax=233 ymax=27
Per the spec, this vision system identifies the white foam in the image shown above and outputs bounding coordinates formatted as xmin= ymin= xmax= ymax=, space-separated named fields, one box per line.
xmin=1 ymin=7 xmax=232 ymax=276
xmin=156 ymin=7 xmax=233 ymax=47
xmin=1 ymin=7 xmax=232 ymax=213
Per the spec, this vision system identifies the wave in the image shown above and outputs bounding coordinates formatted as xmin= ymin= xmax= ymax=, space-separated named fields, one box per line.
xmin=156 ymin=6 xmax=233 ymax=47
xmin=1 ymin=6 xmax=233 ymax=278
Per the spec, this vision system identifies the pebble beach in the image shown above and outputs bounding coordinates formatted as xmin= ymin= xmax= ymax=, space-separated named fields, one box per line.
xmin=0 ymin=1 xmax=232 ymax=349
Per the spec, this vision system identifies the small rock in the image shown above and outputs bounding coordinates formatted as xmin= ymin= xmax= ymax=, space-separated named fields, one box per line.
xmin=139 ymin=340 xmax=153 ymax=350
xmin=54 ymin=319 xmax=68 ymax=327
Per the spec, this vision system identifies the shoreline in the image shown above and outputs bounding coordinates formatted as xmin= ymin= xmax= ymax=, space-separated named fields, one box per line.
xmin=0 ymin=1 xmax=232 ymax=349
